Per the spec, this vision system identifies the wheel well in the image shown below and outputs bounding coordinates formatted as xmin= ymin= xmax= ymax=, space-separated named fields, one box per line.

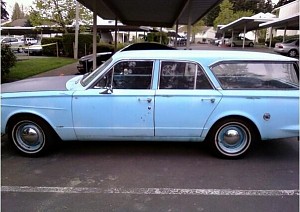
xmin=288 ymin=49 xmax=298 ymax=53
xmin=208 ymin=115 xmax=261 ymax=140
xmin=6 ymin=113 xmax=55 ymax=135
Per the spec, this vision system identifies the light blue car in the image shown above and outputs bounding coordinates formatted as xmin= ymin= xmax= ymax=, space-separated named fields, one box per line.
xmin=1 ymin=50 xmax=299 ymax=158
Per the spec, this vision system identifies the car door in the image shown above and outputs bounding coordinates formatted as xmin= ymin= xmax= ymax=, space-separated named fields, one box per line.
xmin=72 ymin=60 xmax=155 ymax=140
xmin=155 ymin=61 xmax=222 ymax=138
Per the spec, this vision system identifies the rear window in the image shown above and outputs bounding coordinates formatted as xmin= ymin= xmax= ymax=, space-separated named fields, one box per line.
xmin=211 ymin=62 xmax=299 ymax=90
xmin=284 ymin=39 xmax=297 ymax=44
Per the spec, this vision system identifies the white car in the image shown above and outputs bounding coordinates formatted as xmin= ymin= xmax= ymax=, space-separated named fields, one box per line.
xmin=23 ymin=44 xmax=43 ymax=55
xmin=1 ymin=37 xmax=23 ymax=52
xmin=225 ymin=37 xmax=254 ymax=47
xmin=274 ymin=39 xmax=299 ymax=57
xmin=21 ymin=37 xmax=38 ymax=45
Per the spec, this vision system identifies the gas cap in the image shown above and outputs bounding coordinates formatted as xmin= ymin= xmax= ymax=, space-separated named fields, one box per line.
xmin=263 ymin=113 xmax=271 ymax=121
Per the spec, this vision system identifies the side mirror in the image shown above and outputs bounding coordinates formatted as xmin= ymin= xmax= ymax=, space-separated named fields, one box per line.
xmin=100 ymin=86 xmax=113 ymax=94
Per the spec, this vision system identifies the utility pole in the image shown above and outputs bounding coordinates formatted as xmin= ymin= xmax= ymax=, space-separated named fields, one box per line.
xmin=74 ymin=0 xmax=79 ymax=59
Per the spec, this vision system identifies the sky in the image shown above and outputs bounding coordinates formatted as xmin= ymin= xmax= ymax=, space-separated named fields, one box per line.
xmin=6 ymin=0 xmax=280 ymax=20
xmin=6 ymin=0 xmax=34 ymax=18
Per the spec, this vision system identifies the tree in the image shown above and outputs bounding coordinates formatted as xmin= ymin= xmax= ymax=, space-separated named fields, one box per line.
xmin=1 ymin=0 xmax=9 ymax=20
xmin=203 ymin=5 xmax=220 ymax=26
xmin=213 ymin=0 xmax=254 ymax=28
xmin=263 ymin=0 xmax=273 ymax=13
xmin=230 ymin=0 xmax=264 ymax=13
xmin=11 ymin=3 xmax=25 ymax=20
xmin=29 ymin=0 xmax=92 ymax=33
xmin=274 ymin=0 xmax=296 ymax=8
xmin=213 ymin=0 xmax=235 ymax=27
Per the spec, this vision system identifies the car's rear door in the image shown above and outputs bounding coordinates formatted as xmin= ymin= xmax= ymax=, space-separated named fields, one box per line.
xmin=154 ymin=61 xmax=222 ymax=138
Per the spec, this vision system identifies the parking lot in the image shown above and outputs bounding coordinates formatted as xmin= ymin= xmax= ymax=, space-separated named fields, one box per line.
xmin=2 ymin=44 xmax=299 ymax=212
xmin=1 ymin=135 xmax=299 ymax=211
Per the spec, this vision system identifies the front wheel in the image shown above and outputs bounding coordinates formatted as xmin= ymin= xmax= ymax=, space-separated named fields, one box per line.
xmin=207 ymin=118 xmax=257 ymax=158
xmin=8 ymin=116 xmax=55 ymax=156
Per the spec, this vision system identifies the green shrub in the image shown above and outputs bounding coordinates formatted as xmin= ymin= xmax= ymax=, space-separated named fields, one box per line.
xmin=258 ymin=38 xmax=266 ymax=44
xmin=96 ymin=42 xmax=114 ymax=53
xmin=146 ymin=32 xmax=169 ymax=45
xmin=62 ymin=33 xmax=100 ymax=57
xmin=1 ymin=44 xmax=17 ymax=79
xmin=41 ymin=37 xmax=63 ymax=56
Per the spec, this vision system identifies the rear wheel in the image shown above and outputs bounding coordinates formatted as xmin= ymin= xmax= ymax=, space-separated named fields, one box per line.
xmin=288 ymin=49 xmax=298 ymax=57
xmin=248 ymin=42 xmax=254 ymax=47
xmin=207 ymin=118 xmax=257 ymax=158
xmin=8 ymin=116 xmax=55 ymax=156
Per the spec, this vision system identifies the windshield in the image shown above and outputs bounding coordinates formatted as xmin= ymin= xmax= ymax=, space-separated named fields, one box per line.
xmin=81 ymin=58 xmax=113 ymax=86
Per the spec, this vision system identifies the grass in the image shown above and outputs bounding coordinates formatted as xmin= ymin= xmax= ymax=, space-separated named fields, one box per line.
xmin=5 ymin=57 xmax=77 ymax=82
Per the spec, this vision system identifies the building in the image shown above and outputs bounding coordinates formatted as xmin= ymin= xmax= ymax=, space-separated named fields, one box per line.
xmin=270 ymin=0 xmax=299 ymax=37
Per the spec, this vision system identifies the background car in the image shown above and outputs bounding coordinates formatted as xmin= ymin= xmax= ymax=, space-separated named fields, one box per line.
xmin=1 ymin=37 xmax=23 ymax=52
xmin=23 ymin=44 xmax=43 ymax=55
xmin=21 ymin=37 xmax=38 ymax=45
xmin=77 ymin=42 xmax=176 ymax=74
xmin=225 ymin=37 xmax=254 ymax=47
xmin=273 ymin=39 xmax=299 ymax=57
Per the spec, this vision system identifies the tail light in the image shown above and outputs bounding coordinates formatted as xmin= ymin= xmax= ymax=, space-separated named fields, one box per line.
xmin=275 ymin=44 xmax=283 ymax=48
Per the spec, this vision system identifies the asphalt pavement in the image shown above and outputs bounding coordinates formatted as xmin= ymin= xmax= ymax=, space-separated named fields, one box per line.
xmin=1 ymin=137 xmax=299 ymax=212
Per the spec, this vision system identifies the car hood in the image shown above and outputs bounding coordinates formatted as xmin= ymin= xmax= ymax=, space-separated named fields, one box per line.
xmin=1 ymin=75 xmax=76 ymax=93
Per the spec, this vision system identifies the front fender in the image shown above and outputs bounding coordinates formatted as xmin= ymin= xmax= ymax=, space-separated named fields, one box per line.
xmin=1 ymin=92 xmax=77 ymax=140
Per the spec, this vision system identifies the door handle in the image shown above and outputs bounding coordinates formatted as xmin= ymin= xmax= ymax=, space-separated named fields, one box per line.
xmin=201 ymin=98 xmax=215 ymax=103
xmin=138 ymin=98 xmax=152 ymax=103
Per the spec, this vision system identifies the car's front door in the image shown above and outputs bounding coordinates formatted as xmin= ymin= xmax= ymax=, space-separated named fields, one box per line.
xmin=155 ymin=61 xmax=222 ymax=138
xmin=72 ymin=60 xmax=155 ymax=140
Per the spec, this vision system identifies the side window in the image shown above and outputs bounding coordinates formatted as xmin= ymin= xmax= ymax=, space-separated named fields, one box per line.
xmin=94 ymin=60 xmax=153 ymax=89
xmin=211 ymin=62 xmax=299 ymax=90
xmin=159 ymin=61 xmax=212 ymax=89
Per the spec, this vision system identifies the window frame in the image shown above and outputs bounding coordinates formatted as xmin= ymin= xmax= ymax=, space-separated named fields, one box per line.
xmin=91 ymin=59 xmax=155 ymax=90
xmin=158 ymin=60 xmax=214 ymax=90
xmin=209 ymin=60 xmax=299 ymax=90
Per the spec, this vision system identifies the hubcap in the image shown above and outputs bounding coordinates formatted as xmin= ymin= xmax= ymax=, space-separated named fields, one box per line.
xmin=223 ymin=129 xmax=241 ymax=145
xmin=289 ymin=51 xmax=296 ymax=57
xmin=21 ymin=127 xmax=39 ymax=145
xmin=216 ymin=124 xmax=250 ymax=155
xmin=13 ymin=121 xmax=45 ymax=153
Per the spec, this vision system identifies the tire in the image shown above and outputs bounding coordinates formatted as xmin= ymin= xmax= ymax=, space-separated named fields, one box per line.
xmin=207 ymin=118 xmax=256 ymax=158
xmin=287 ymin=49 xmax=298 ymax=57
xmin=8 ymin=116 xmax=56 ymax=156
xmin=232 ymin=43 xmax=236 ymax=47
xmin=248 ymin=42 xmax=254 ymax=47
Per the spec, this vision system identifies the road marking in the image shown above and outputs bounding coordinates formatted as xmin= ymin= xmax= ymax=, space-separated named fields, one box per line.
xmin=1 ymin=186 xmax=299 ymax=196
